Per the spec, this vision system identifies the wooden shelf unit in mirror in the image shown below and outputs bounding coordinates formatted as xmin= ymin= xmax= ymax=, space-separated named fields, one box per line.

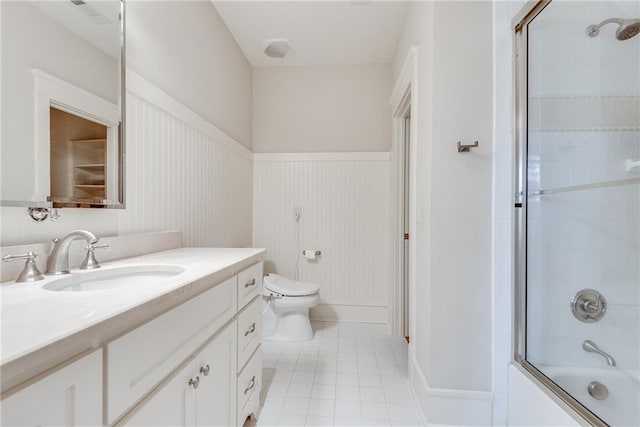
xmin=72 ymin=138 xmax=107 ymax=200
xmin=49 ymin=108 xmax=110 ymax=206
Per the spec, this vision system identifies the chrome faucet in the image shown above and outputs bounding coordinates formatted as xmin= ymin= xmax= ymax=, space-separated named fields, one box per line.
xmin=582 ymin=340 xmax=616 ymax=366
xmin=46 ymin=230 xmax=99 ymax=275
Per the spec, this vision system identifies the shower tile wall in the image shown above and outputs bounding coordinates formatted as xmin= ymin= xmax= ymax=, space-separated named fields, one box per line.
xmin=526 ymin=0 xmax=640 ymax=372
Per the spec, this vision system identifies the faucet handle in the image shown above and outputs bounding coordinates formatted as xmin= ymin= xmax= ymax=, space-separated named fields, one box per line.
xmin=80 ymin=244 xmax=108 ymax=270
xmin=2 ymin=251 xmax=44 ymax=282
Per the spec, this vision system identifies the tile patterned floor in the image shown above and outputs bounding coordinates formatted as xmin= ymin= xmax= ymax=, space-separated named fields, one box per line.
xmin=252 ymin=322 xmax=425 ymax=427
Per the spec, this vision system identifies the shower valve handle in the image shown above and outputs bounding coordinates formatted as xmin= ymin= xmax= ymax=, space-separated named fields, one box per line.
xmin=583 ymin=294 xmax=601 ymax=313
xmin=571 ymin=289 xmax=606 ymax=323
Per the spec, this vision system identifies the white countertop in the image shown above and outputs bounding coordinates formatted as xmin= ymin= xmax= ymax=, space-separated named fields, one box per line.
xmin=0 ymin=247 xmax=265 ymax=392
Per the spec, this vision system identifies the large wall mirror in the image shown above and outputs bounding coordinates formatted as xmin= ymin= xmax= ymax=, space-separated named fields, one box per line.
xmin=1 ymin=0 xmax=125 ymax=209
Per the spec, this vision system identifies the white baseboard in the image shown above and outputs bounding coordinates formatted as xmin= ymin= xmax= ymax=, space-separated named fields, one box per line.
xmin=253 ymin=152 xmax=390 ymax=162
xmin=409 ymin=350 xmax=493 ymax=426
xmin=309 ymin=304 xmax=387 ymax=323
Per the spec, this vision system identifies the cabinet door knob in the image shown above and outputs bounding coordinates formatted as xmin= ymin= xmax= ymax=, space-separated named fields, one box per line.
xmin=244 ymin=375 xmax=256 ymax=395
xmin=244 ymin=278 xmax=256 ymax=288
xmin=244 ymin=322 xmax=256 ymax=337
xmin=199 ymin=364 xmax=210 ymax=376
xmin=188 ymin=376 xmax=200 ymax=389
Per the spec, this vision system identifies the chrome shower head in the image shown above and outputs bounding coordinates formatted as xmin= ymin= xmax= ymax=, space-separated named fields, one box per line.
xmin=617 ymin=19 xmax=640 ymax=40
xmin=586 ymin=18 xmax=640 ymax=40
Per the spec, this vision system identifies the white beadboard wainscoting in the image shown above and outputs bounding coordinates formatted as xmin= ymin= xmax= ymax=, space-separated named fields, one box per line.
xmin=253 ymin=152 xmax=391 ymax=323
xmin=119 ymin=71 xmax=253 ymax=247
xmin=0 ymin=71 xmax=253 ymax=248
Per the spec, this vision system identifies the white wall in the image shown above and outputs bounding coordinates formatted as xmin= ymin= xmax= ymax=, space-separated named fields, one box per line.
xmin=428 ymin=1 xmax=493 ymax=392
xmin=252 ymin=64 xmax=391 ymax=153
xmin=1 ymin=1 xmax=253 ymax=248
xmin=252 ymin=62 xmax=393 ymax=322
xmin=0 ymin=1 xmax=118 ymax=202
xmin=119 ymin=73 xmax=253 ymax=248
xmin=126 ymin=1 xmax=252 ymax=149
xmin=253 ymin=153 xmax=390 ymax=323
xmin=492 ymin=0 xmax=523 ymax=424
xmin=392 ymin=1 xmax=495 ymax=423
xmin=393 ymin=0 xmax=494 ymax=411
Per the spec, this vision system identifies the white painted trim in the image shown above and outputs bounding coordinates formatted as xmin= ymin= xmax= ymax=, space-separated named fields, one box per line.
xmin=253 ymin=152 xmax=390 ymax=162
xmin=409 ymin=352 xmax=493 ymax=426
xmin=390 ymin=46 xmax=419 ymax=109
xmin=408 ymin=351 xmax=429 ymax=426
xmin=309 ymin=304 xmax=388 ymax=324
xmin=389 ymin=46 xmax=419 ymax=340
xmin=32 ymin=70 xmax=119 ymax=125
xmin=126 ymin=69 xmax=252 ymax=161
xmin=32 ymin=69 xmax=120 ymax=201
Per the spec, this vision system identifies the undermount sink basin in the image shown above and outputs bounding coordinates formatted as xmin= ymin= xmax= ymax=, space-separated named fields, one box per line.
xmin=43 ymin=265 xmax=186 ymax=292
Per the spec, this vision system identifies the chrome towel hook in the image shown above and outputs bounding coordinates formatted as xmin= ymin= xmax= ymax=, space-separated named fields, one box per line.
xmin=457 ymin=140 xmax=479 ymax=153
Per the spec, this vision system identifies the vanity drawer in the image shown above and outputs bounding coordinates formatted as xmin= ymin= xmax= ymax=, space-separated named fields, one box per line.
xmin=237 ymin=348 xmax=261 ymax=425
xmin=237 ymin=296 xmax=262 ymax=371
xmin=238 ymin=378 xmax=260 ymax=427
xmin=237 ymin=262 xmax=263 ymax=309
xmin=106 ymin=276 xmax=237 ymax=424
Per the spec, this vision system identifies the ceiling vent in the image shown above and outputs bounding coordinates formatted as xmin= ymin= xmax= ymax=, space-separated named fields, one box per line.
xmin=69 ymin=0 xmax=111 ymax=25
xmin=263 ymin=39 xmax=293 ymax=58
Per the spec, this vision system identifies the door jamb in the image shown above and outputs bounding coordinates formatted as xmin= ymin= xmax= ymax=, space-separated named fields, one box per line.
xmin=389 ymin=46 xmax=418 ymax=342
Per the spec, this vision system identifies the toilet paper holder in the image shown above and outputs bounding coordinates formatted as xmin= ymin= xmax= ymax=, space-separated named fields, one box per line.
xmin=302 ymin=250 xmax=321 ymax=257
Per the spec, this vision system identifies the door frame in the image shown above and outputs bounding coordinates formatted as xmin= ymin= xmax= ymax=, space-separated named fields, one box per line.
xmin=389 ymin=46 xmax=418 ymax=341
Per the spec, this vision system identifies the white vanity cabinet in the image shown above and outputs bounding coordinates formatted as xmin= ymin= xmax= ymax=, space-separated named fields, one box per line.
xmin=236 ymin=263 xmax=263 ymax=425
xmin=111 ymin=261 xmax=263 ymax=427
xmin=0 ymin=252 xmax=264 ymax=427
xmin=0 ymin=350 xmax=102 ymax=426
xmin=107 ymin=276 xmax=238 ymax=424
xmin=121 ymin=322 xmax=237 ymax=427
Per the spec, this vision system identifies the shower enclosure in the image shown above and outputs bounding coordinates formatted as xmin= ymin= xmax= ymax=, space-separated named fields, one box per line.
xmin=514 ymin=1 xmax=640 ymax=425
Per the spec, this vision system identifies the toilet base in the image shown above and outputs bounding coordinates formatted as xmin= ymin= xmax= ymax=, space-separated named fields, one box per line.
xmin=263 ymin=308 xmax=315 ymax=342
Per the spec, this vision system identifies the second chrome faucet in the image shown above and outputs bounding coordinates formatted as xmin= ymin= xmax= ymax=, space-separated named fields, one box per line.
xmin=46 ymin=230 xmax=100 ymax=275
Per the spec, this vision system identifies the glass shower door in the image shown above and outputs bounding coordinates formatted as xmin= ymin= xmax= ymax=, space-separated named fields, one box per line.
xmin=523 ymin=0 xmax=640 ymax=425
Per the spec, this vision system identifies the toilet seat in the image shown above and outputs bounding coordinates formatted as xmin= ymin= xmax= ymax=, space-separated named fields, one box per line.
xmin=263 ymin=274 xmax=319 ymax=296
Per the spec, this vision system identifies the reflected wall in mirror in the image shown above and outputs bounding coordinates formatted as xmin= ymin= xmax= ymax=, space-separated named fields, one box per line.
xmin=0 ymin=0 xmax=125 ymax=209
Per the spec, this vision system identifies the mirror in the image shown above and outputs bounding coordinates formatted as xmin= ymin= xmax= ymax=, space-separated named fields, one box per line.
xmin=0 ymin=0 xmax=125 ymax=209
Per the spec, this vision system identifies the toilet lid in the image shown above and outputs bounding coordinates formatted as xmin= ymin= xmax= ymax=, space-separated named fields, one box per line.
xmin=263 ymin=274 xmax=319 ymax=296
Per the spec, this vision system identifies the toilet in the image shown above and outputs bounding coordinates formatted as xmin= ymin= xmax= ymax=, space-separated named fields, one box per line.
xmin=262 ymin=274 xmax=320 ymax=342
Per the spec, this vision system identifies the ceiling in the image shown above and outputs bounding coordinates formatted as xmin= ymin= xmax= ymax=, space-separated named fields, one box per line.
xmin=213 ymin=1 xmax=410 ymax=67
xmin=28 ymin=0 xmax=120 ymax=58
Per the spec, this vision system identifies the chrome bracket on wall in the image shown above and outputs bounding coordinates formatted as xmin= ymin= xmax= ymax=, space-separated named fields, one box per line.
xmin=457 ymin=140 xmax=479 ymax=152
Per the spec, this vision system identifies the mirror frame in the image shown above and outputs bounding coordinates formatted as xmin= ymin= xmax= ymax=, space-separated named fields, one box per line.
xmin=0 ymin=0 xmax=126 ymax=210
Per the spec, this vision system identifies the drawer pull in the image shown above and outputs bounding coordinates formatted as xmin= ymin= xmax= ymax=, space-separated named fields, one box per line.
xmin=188 ymin=376 xmax=200 ymax=389
xmin=244 ymin=278 xmax=256 ymax=288
xmin=199 ymin=364 xmax=210 ymax=376
xmin=244 ymin=376 xmax=256 ymax=395
xmin=244 ymin=322 xmax=256 ymax=337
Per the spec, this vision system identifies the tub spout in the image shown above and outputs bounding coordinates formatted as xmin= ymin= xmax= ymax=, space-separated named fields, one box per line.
xmin=582 ymin=340 xmax=616 ymax=366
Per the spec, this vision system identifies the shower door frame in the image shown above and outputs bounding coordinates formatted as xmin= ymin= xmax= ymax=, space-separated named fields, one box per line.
xmin=512 ymin=1 xmax=610 ymax=426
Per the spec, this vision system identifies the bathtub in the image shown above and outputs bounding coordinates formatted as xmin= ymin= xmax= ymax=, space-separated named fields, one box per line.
xmin=539 ymin=365 xmax=640 ymax=426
